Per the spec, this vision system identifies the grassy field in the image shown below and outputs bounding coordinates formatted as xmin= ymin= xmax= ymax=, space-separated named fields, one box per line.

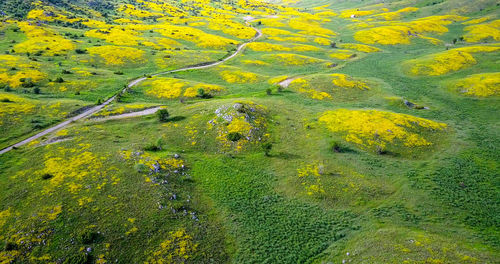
xmin=0 ymin=0 xmax=499 ymax=263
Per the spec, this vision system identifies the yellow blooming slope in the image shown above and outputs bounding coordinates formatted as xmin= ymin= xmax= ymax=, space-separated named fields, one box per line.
xmin=404 ymin=45 xmax=500 ymax=76
xmin=319 ymin=109 xmax=447 ymax=151
xmin=453 ymin=72 xmax=500 ymax=97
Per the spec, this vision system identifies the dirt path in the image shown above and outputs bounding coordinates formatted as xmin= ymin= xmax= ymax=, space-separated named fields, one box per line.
xmin=90 ymin=106 xmax=164 ymax=122
xmin=278 ymin=76 xmax=300 ymax=88
xmin=0 ymin=24 xmax=262 ymax=155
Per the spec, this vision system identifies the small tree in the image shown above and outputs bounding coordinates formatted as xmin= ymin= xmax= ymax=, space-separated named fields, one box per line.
xmin=197 ymin=88 xmax=206 ymax=98
xmin=33 ymin=87 xmax=41 ymax=94
xmin=157 ymin=109 xmax=170 ymax=122
xmin=266 ymin=88 xmax=272 ymax=95
xmin=262 ymin=142 xmax=273 ymax=156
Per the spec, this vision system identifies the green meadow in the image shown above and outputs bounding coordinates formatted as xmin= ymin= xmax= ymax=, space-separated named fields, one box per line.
xmin=0 ymin=0 xmax=498 ymax=263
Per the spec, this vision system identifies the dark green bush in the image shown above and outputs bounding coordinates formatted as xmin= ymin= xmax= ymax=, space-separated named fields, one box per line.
xmin=157 ymin=109 xmax=170 ymax=122
xmin=227 ymin=132 xmax=242 ymax=142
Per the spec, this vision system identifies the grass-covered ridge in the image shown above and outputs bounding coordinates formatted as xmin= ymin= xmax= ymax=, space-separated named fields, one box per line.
xmin=0 ymin=0 xmax=499 ymax=263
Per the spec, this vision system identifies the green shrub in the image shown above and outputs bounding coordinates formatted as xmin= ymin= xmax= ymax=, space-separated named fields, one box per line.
xmin=262 ymin=142 xmax=272 ymax=156
xmin=78 ymin=229 xmax=100 ymax=244
xmin=41 ymin=173 xmax=53 ymax=180
xmin=157 ymin=109 xmax=170 ymax=122
xmin=227 ymin=132 xmax=242 ymax=142
xmin=63 ymin=253 xmax=90 ymax=264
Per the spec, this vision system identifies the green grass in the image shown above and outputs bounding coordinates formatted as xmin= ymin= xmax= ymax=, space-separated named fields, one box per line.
xmin=0 ymin=0 xmax=499 ymax=262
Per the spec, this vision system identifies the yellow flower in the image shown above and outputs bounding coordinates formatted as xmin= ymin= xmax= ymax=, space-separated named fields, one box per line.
xmin=319 ymin=109 xmax=447 ymax=151
xmin=453 ymin=72 xmax=500 ymax=97
xmin=87 ymin=45 xmax=145 ymax=66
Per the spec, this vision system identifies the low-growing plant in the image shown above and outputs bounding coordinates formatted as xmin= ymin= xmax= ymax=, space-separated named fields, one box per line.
xmin=157 ymin=109 xmax=170 ymax=122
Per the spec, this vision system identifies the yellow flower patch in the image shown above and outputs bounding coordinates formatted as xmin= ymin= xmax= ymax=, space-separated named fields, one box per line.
xmin=94 ymin=104 xmax=149 ymax=117
xmin=268 ymin=53 xmax=324 ymax=65
xmin=292 ymin=44 xmax=320 ymax=51
xmin=144 ymin=77 xmax=224 ymax=99
xmin=453 ymin=45 xmax=500 ymax=53
xmin=290 ymin=78 xmax=332 ymax=100
xmin=268 ymin=36 xmax=308 ymax=43
xmin=41 ymin=145 xmax=116 ymax=195
xmin=242 ymin=60 xmax=269 ymax=65
xmin=254 ymin=18 xmax=286 ymax=27
xmin=331 ymin=74 xmax=370 ymax=90
xmin=373 ymin=7 xmax=419 ymax=21
xmin=27 ymin=8 xmax=82 ymax=23
xmin=141 ymin=37 xmax=181 ymax=50
xmin=0 ymin=208 xmax=12 ymax=228
xmin=297 ymin=162 xmax=325 ymax=195
xmin=329 ymin=49 xmax=357 ymax=60
xmin=453 ymin=72 xmax=500 ymax=97
xmin=208 ymin=18 xmax=256 ymax=39
xmin=145 ymin=229 xmax=198 ymax=264
xmin=82 ymin=19 xmax=111 ymax=28
xmin=120 ymin=150 xmax=185 ymax=173
xmin=14 ymin=22 xmax=75 ymax=55
xmin=118 ymin=4 xmax=163 ymax=18
xmin=146 ymin=78 xmax=185 ymax=99
xmin=156 ymin=23 xmax=236 ymax=49
xmin=87 ymin=45 xmax=145 ymax=66
xmin=463 ymin=20 xmax=500 ymax=42
xmin=319 ymin=109 xmax=447 ymax=151
xmin=0 ymin=93 xmax=36 ymax=125
xmin=246 ymin=42 xmax=290 ymax=51
xmin=354 ymin=15 xmax=466 ymax=45
xmin=314 ymin=37 xmax=331 ymax=45
xmin=404 ymin=50 xmax=476 ymax=76
xmin=268 ymin=75 xmax=289 ymax=84
xmin=262 ymin=28 xmax=295 ymax=36
xmin=0 ymin=56 xmax=45 ymax=88
xmin=288 ymin=18 xmax=336 ymax=37
xmin=85 ymin=28 xmax=144 ymax=46
xmin=184 ymin=83 xmax=224 ymax=97
xmin=220 ymin=69 xmax=259 ymax=83
xmin=339 ymin=43 xmax=381 ymax=53
xmin=462 ymin=17 xmax=489 ymax=25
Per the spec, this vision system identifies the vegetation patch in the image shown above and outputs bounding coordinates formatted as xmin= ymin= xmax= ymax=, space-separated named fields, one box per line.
xmin=451 ymin=72 xmax=500 ymax=97
xmin=319 ymin=109 xmax=447 ymax=154
xmin=208 ymin=101 xmax=269 ymax=152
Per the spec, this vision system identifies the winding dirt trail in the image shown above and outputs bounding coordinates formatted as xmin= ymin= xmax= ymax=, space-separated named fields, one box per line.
xmin=90 ymin=106 xmax=164 ymax=122
xmin=0 ymin=25 xmax=263 ymax=155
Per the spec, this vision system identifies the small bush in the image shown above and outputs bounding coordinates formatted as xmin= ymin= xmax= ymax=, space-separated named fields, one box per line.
xmin=63 ymin=253 xmax=90 ymax=264
xmin=55 ymin=77 xmax=64 ymax=83
xmin=41 ymin=173 xmax=53 ymax=180
xmin=266 ymin=88 xmax=272 ymax=95
xmin=330 ymin=141 xmax=343 ymax=153
xmin=62 ymin=69 xmax=72 ymax=74
xmin=114 ymin=71 xmax=124 ymax=75
xmin=157 ymin=109 xmax=170 ymax=122
xmin=78 ymin=229 xmax=100 ymax=244
xmin=1 ymin=98 xmax=12 ymax=102
xmin=75 ymin=49 xmax=87 ymax=54
xmin=227 ymin=132 xmax=242 ymax=142
xmin=143 ymin=141 xmax=161 ymax=151
xmin=33 ymin=87 xmax=41 ymax=94
xmin=134 ymin=163 xmax=149 ymax=173
xmin=262 ymin=142 xmax=273 ymax=156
